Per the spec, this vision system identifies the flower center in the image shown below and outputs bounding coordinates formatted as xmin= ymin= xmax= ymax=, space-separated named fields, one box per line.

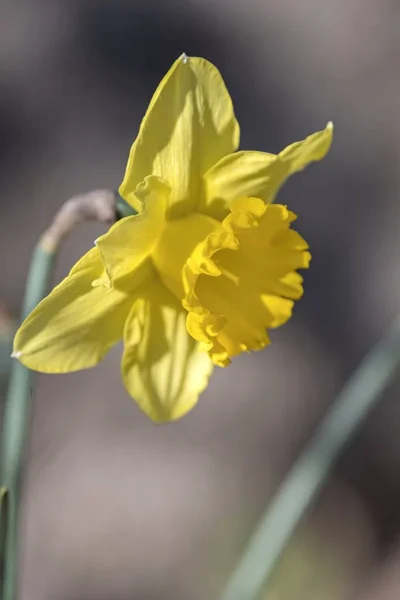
xmin=182 ymin=197 xmax=311 ymax=367
xmin=152 ymin=213 xmax=220 ymax=300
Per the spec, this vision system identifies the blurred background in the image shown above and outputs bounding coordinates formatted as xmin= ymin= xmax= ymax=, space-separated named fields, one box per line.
xmin=1 ymin=0 xmax=400 ymax=598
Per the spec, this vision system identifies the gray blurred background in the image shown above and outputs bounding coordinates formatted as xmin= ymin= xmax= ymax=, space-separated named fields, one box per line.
xmin=1 ymin=0 xmax=400 ymax=598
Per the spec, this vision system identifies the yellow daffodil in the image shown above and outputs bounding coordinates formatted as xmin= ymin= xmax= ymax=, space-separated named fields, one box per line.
xmin=13 ymin=54 xmax=333 ymax=422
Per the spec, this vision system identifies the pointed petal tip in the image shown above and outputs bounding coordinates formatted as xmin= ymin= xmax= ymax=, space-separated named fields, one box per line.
xmin=180 ymin=52 xmax=189 ymax=64
xmin=11 ymin=350 xmax=22 ymax=359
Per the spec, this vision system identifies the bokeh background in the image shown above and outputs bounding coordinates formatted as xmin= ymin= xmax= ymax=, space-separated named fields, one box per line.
xmin=1 ymin=0 xmax=400 ymax=598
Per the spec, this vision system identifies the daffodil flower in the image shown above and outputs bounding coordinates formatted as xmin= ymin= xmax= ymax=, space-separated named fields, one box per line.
xmin=13 ymin=55 xmax=333 ymax=422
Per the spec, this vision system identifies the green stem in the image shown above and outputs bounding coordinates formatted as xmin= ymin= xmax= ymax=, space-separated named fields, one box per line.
xmin=115 ymin=191 xmax=138 ymax=219
xmin=0 ymin=244 xmax=55 ymax=600
xmin=220 ymin=316 xmax=400 ymax=600
xmin=0 ymin=193 xmax=135 ymax=600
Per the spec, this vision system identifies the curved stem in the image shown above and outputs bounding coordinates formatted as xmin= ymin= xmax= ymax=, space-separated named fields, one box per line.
xmin=0 ymin=244 xmax=55 ymax=600
xmin=220 ymin=315 xmax=400 ymax=600
xmin=0 ymin=190 xmax=134 ymax=600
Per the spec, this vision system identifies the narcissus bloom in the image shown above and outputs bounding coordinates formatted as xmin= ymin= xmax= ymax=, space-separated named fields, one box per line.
xmin=13 ymin=55 xmax=333 ymax=422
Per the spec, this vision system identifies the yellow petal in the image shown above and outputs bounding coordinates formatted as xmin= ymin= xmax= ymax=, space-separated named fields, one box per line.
xmin=13 ymin=248 xmax=133 ymax=373
xmin=121 ymin=279 xmax=213 ymax=423
xmin=96 ymin=176 xmax=168 ymax=288
xmin=69 ymin=246 xmax=101 ymax=275
xmin=278 ymin=121 xmax=333 ymax=174
xmin=202 ymin=150 xmax=283 ymax=219
xmin=201 ymin=123 xmax=333 ymax=219
xmin=119 ymin=54 xmax=240 ymax=216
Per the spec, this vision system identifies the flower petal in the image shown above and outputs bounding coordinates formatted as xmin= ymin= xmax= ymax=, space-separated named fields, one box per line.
xmin=121 ymin=279 xmax=214 ymax=423
xmin=278 ymin=121 xmax=333 ymax=174
xmin=202 ymin=151 xmax=283 ymax=219
xmin=13 ymin=248 xmax=133 ymax=373
xmin=96 ymin=176 xmax=168 ymax=287
xmin=202 ymin=123 xmax=333 ymax=219
xmin=119 ymin=55 xmax=240 ymax=216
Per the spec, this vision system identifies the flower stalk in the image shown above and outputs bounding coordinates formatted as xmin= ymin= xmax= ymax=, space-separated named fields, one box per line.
xmin=219 ymin=314 xmax=400 ymax=600
xmin=1 ymin=243 xmax=55 ymax=600
xmin=0 ymin=190 xmax=130 ymax=600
